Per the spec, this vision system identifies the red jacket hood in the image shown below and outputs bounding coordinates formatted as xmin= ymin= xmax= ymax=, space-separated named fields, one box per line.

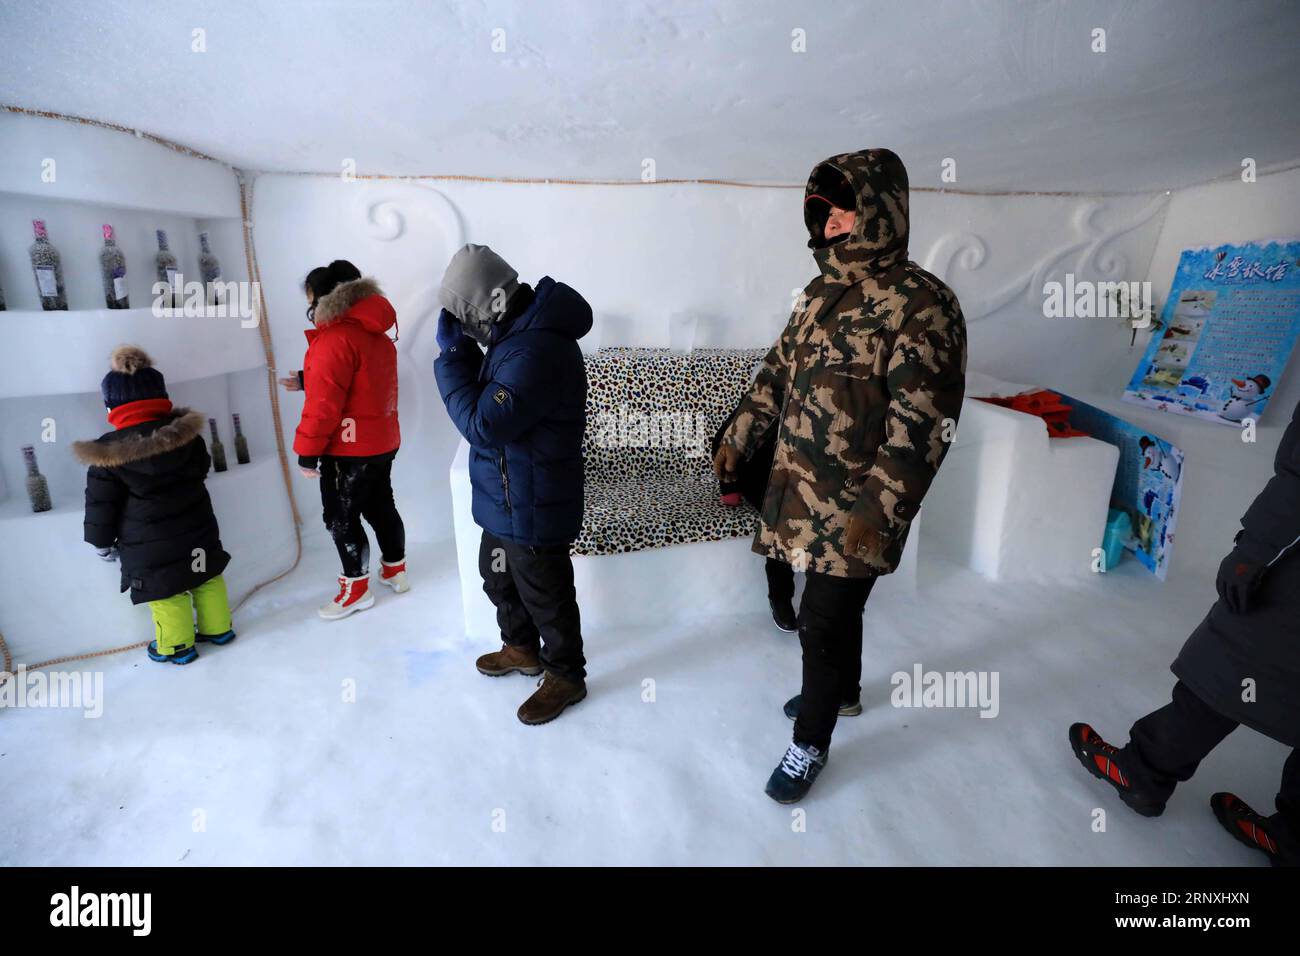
xmin=308 ymin=276 xmax=396 ymax=337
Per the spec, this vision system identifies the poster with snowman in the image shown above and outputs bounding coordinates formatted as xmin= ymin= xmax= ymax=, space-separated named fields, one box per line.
xmin=1123 ymin=239 xmax=1300 ymax=426
xmin=1057 ymin=394 xmax=1185 ymax=580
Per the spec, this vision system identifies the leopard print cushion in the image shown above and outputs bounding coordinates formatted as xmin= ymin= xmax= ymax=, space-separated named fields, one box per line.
xmin=573 ymin=347 xmax=767 ymax=557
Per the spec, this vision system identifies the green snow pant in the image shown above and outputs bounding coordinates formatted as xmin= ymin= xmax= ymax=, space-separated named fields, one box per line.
xmin=148 ymin=574 xmax=232 ymax=654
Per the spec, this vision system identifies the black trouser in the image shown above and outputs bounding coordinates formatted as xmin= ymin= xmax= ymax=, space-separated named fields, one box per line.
xmin=766 ymin=557 xmax=795 ymax=602
xmin=478 ymin=529 xmax=586 ymax=683
xmin=319 ymin=451 xmax=405 ymax=578
xmin=1124 ymin=681 xmax=1300 ymax=837
xmin=792 ymin=568 xmax=877 ymax=750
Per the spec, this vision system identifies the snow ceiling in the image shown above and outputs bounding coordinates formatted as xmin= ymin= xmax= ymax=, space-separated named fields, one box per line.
xmin=2 ymin=0 xmax=1299 ymax=193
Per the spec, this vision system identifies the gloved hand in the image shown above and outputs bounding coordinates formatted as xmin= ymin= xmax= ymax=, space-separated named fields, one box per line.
xmin=845 ymin=512 xmax=888 ymax=563
xmin=1216 ymin=547 xmax=1266 ymax=614
xmin=436 ymin=309 xmax=465 ymax=352
xmin=298 ymin=454 xmax=321 ymax=478
xmin=94 ymin=545 xmax=119 ymax=562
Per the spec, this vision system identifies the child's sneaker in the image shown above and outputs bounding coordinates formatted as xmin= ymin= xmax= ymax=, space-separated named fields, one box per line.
xmin=319 ymin=575 xmax=374 ymax=620
xmin=1068 ymin=722 xmax=1166 ymax=817
xmin=1211 ymin=792 xmax=1299 ymax=866
xmin=196 ymin=629 xmax=236 ymax=645
xmin=379 ymin=558 xmax=410 ymax=593
xmin=764 ymin=740 xmax=828 ymax=804
xmin=147 ymin=641 xmax=198 ymax=665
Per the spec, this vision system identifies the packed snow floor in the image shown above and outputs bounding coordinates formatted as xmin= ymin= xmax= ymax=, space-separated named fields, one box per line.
xmin=0 ymin=539 xmax=1286 ymax=866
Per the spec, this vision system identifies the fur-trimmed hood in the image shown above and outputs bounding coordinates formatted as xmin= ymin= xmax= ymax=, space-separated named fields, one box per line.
xmin=72 ymin=407 xmax=206 ymax=468
xmin=312 ymin=276 xmax=396 ymax=334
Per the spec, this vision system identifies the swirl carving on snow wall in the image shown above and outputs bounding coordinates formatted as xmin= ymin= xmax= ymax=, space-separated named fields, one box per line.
xmin=917 ymin=193 xmax=1170 ymax=321
xmin=347 ymin=181 xmax=467 ymax=442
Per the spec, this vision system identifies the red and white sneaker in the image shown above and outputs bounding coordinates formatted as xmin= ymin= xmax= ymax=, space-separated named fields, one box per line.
xmin=379 ymin=558 xmax=410 ymax=594
xmin=319 ymin=574 xmax=375 ymax=620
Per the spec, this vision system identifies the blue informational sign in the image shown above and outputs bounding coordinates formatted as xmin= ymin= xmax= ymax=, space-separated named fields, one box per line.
xmin=1122 ymin=239 xmax=1300 ymax=426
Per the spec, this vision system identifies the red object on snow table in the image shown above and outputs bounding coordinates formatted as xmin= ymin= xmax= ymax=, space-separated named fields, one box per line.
xmin=974 ymin=389 xmax=1092 ymax=438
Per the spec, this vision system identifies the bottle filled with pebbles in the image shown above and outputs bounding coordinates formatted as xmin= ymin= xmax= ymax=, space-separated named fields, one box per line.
xmin=100 ymin=224 xmax=129 ymax=309
xmin=154 ymin=229 xmax=182 ymax=309
xmin=23 ymin=445 xmax=53 ymax=513
xmin=29 ymin=220 xmax=68 ymax=311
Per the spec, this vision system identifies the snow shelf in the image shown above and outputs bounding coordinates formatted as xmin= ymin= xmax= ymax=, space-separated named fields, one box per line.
xmin=0 ymin=308 xmax=265 ymax=399
xmin=0 ymin=112 xmax=241 ymax=219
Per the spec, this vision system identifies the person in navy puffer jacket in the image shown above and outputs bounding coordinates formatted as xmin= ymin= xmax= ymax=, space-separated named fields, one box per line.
xmin=434 ymin=244 xmax=592 ymax=726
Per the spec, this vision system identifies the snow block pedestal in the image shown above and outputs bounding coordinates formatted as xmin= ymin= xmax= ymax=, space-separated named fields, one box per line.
xmin=921 ymin=397 xmax=1120 ymax=581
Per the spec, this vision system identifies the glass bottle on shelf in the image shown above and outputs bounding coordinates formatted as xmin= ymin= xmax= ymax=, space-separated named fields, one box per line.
xmin=208 ymin=418 xmax=228 ymax=472
xmin=100 ymin=224 xmax=129 ymax=309
xmin=154 ymin=229 xmax=182 ymax=308
xmin=23 ymin=445 xmax=53 ymax=513
xmin=198 ymin=231 xmax=224 ymax=306
xmin=29 ymin=220 xmax=68 ymax=311
xmin=232 ymin=413 xmax=251 ymax=465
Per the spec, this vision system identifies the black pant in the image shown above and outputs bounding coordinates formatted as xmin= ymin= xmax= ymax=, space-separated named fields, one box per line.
xmin=792 ymin=569 xmax=877 ymax=750
xmin=478 ymin=530 xmax=586 ymax=683
xmin=766 ymin=557 xmax=795 ymax=602
xmin=1125 ymin=681 xmax=1300 ymax=837
xmin=319 ymin=451 xmax=405 ymax=578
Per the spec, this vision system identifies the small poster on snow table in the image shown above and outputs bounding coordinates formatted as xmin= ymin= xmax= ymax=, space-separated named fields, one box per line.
xmin=1122 ymin=239 xmax=1300 ymax=426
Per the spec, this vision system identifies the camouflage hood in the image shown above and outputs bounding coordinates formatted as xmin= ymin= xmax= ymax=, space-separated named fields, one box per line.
xmin=804 ymin=149 xmax=910 ymax=282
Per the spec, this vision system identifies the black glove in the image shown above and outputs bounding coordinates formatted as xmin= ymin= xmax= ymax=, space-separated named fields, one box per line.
xmin=298 ymin=454 xmax=319 ymax=472
xmin=1215 ymin=547 xmax=1266 ymax=614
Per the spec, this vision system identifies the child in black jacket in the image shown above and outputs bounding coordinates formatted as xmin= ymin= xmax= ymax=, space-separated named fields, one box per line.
xmin=72 ymin=346 xmax=235 ymax=664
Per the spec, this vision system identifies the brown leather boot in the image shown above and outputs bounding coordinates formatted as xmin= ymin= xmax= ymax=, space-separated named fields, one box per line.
xmin=517 ymin=672 xmax=587 ymax=725
xmin=476 ymin=643 xmax=543 ymax=677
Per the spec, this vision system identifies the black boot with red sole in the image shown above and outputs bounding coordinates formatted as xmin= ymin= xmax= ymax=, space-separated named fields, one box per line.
xmin=1210 ymin=792 xmax=1298 ymax=867
xmin=1068 ymin=722 xmax=1166 ymax=818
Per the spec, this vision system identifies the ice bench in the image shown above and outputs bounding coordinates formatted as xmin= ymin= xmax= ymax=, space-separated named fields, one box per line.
xmin=451 ymin=346 xmax=925 ymax=641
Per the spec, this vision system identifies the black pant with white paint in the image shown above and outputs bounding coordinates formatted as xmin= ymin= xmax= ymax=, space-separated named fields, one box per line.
xmin=319 ymin=451 xmax=405 ymax=578
xmin=793 ymin=569 xmax=877 ymax=751
xmin=478 ymin=529 xmax=586 ymax=683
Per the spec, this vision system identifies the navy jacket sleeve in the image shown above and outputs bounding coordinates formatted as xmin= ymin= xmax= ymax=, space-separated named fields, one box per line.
xmin=1237 ymin=398 xmax=1300 ymax=567
xmin=84 ymin=464 xmax=127 ymax=548
xmin=435 ymin=336 xmax=561 ymax=449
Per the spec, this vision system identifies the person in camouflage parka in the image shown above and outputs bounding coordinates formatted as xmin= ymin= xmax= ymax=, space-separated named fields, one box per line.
xmin=717 ymin=148 xmax=967 ymax=578
xmin=716 ymin=149 xmax=967 ymax=803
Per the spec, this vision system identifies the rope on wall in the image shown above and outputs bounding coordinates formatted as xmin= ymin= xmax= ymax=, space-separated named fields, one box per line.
xmin=228 ymin=171 xmax=305 ymax=615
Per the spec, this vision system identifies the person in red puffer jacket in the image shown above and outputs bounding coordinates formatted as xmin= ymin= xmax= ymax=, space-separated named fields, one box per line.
xmin=291 ymin=259 xmax=409 ymax=619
